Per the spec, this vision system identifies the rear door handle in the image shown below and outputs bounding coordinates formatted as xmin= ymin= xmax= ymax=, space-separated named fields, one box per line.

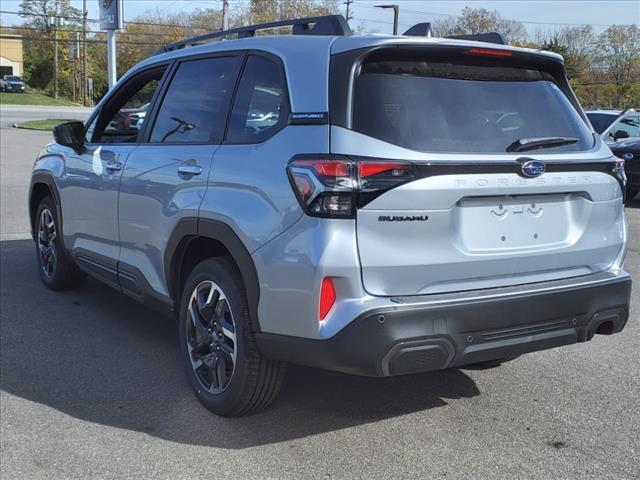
xmin=105 ymin=161 xmax=123 ymax=173
xmin=177 ymin=164 xmax=203 ymax=176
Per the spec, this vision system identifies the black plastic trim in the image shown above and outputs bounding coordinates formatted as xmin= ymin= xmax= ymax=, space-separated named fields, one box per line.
xmin=74 ymin=248 xmax=120 ymax=291
xmin=164 ymin=218 xmax=262 ymax=332
xmin=118 ymin=262 xmax=174 ymax=316
xmin=256 ymin=276 xmax=631 ymax=377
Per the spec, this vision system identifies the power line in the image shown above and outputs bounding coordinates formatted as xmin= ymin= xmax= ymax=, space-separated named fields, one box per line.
xmin=0 ymin=10 xmax=214 ymax=31
xmin=352 ymin=1 xmax=622 ymax=28
xmin=0 ymin=34 xmax=161 ymax=46
xmin=0 ymin=24 xmax=184 ymax=37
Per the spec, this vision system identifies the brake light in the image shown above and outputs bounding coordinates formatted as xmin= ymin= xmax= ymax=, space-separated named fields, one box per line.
xmin=465 ymin=47 xmax=513 ymax=58
xmin=287 ymin=156 xmax=418 ymax=218
xmin=319 ymin=277 xmax=336 ymax=321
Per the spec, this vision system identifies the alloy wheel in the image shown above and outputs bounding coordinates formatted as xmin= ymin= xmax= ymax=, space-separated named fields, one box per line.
xmin=186 ymin=280 xmax=237 ymax=394
xmin=38 ymin=208 xmax=58 ymax=279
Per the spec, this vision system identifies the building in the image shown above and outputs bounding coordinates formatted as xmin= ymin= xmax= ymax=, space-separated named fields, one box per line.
xmin=0 ymin=35 xmax=24 ymax=77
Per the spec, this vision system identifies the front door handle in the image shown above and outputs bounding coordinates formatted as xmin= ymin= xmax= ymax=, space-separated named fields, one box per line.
xmin=106 ymin=161 xmax=123 ymax=173
xmin=177 ymin=164 xmax=203 ymax=176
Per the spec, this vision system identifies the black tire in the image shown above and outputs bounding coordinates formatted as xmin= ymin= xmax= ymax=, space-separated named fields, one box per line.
xmin=179 ymin=257 xmax=286 ymax=416
xmin=34 ymin=196 xmax=86 ymax=290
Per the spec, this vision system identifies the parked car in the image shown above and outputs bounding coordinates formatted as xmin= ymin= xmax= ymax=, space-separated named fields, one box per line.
xmin=591 ymin=109 xmax=639 ymax=143
xmin=0 ymin=75 xmax=26 ymax=93
xmin=585 ymin=109 xmax=621 ymax=134
xmin=610 ymin=138 xmax=640 ymax=200
xmin=107 ymin=102 xmax=150 ymax=135
xmin=29 ymin=15 xmax=631 ymax=416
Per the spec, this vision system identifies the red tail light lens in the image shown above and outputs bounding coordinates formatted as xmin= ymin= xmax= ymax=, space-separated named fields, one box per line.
xmin=287 ymin=156 xmax=418 ymax=218
xmin=465 ymin=47 xmax=513 ymax=58
xmin=319 ymin=277 xmax=336 ymax=321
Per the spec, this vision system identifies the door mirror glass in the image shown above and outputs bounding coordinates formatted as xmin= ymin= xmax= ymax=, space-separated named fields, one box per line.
xmin=53 ymin=121 xmax=85 ymax=153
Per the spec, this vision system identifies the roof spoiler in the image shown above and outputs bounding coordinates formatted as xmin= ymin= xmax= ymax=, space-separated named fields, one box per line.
xmin=154 ymin=14 xmax=352 ymax=55
xmin=445 ymin=32 xmax=507 ymax=45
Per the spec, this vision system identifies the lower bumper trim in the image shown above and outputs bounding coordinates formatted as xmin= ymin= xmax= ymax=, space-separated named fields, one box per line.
xmin=256 ymin=275 xmax=631 ymax=377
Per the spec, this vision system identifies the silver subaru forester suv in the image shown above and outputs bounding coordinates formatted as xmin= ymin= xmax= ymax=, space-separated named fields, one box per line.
xmin=29 ymin=15 xmax=631 ymax=416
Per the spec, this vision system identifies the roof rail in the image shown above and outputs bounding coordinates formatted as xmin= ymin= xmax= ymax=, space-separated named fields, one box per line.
xmin=154 ymin=14 xmax=352 ymax=55
xmin=445 ymin=32 xmax=507 ymax=45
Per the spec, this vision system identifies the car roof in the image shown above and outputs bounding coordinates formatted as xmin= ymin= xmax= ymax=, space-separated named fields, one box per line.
xmin=586 ymin=110 xmax=622 ymax=116
xmin=120 ymin=33 xmax=566 ymax=115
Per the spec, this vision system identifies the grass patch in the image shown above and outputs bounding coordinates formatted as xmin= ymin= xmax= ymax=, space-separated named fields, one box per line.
xmin=15 ymin=119 xmax=76 ymax=131
xmin=0 ymin=92 xmax=80 ymax=106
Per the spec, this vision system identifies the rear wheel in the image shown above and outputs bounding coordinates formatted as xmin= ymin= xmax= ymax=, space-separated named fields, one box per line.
xmin=35 ymin=196 xmax=86 ymax=290
xmin=179 ymin=258 xmax=286 ymax=416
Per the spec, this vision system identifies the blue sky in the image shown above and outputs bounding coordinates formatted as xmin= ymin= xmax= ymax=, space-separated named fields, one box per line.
xmin=1 ymin=0 xmax=638 ymax=34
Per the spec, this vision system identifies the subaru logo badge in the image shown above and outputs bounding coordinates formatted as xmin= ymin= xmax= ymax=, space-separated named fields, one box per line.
xmin=622 ymin=152 xmax=633 ymax=161
xmin=521 ymin=160 xmax=546 ymax=178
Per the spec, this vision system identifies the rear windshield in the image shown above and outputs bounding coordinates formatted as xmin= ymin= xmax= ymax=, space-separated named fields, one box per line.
xmin=352 ymin=60 xmax=593 ymax=154
xmin=586 ymin=112 xmax=618 ymax=134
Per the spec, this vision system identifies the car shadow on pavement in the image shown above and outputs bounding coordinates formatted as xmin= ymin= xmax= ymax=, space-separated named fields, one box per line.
xmin=0 ymin=239 xmax=480 ymax=449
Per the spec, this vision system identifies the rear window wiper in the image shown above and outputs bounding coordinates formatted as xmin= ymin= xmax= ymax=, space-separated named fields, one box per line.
xmin=506 ymin=137 xmax=580 ymax=153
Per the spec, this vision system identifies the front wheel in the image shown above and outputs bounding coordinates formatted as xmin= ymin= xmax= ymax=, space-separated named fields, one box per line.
xmin=179 ymin=258 xmax=286 ymax=416
xmin=35 ymin=196 xmax=86 ymax=290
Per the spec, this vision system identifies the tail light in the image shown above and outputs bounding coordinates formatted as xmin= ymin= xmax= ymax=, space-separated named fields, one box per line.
xmin=287 ymin=155 xmax=418 ymax=218
xmin=610 ymin=158 xmax=627 ymax=200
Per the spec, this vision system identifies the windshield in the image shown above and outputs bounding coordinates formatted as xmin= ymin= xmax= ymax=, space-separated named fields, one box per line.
xmin=587 ymin=112 xmax=618 ymax=134
xmin=352 ymin=61 xmax=593 ymax=154
xmin=5 ymin=76 xmax=21 ymax=82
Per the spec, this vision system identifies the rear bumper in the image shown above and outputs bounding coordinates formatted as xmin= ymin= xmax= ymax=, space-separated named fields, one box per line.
xmin=256 ymin=273 xmax=631 ymax=376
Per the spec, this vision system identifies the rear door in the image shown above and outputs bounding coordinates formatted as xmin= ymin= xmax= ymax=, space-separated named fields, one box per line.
xmin=117 ymin=54 xmax=243 ymax=298
xmin=330 ymin=46 xmax=625 ymax=296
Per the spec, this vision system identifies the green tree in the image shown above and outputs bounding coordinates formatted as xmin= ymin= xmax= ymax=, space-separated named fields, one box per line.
xmin=18 ymin=0 xmax=81 ymax=93
xmin=433 ymin=7 xmax=527 ymax=45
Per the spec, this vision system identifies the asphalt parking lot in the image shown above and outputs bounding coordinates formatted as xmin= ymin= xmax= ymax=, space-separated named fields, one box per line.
xmin=1 ymin=105 xmax=639 ymax=479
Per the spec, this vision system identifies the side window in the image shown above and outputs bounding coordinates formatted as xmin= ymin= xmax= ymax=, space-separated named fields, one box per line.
xmin=149 ymin=56 xmax=242 ymax=144
xmin=90 ymin=67 xmax=165 ymax=144
xmin=227 ymin=55 xmax=289 ymax=144
xmin=612 ymin=116 xmax=639 ymax=138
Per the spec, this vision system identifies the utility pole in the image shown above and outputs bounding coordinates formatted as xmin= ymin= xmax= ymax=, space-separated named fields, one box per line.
xmin=100 ymin=0 xmax=122 ymax=90
xmin=82 ymin=0 xmax=88 ymax=106
xmin=222 ymin=0 xmax=229 ymax=31
xmin=344 ymin=0 xmax=353 ymax=22
xmin=52 ymin=0 xmax=59 ymax=98
xmin=375 ymin=4 xmax=399 ymax=35
xmin=107 ymin=29 xmax=116 ymax=89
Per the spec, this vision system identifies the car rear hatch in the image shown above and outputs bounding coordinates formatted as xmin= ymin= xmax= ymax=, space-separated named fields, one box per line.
xmin=329 ymin=42 xmax=625 ymax=296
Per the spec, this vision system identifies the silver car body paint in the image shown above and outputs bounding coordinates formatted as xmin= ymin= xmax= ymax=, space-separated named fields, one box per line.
xmin=31 ymin=32 xmax=629 ymax=343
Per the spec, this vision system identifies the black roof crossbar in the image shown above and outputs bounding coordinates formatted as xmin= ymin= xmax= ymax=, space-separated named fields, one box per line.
xmin=445 ymin=32 xmax=507 ymax=45
xmin=155 ymin=14 xmax=352 ymax=55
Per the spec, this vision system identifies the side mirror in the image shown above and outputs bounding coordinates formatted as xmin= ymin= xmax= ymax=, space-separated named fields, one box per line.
xmin=613 ymin=129 xmax=630 ymax=141
xmin=53 ymin=121 xmax=85 ymax=153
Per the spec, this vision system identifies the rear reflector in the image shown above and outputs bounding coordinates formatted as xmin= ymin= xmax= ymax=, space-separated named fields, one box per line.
xmin=319 ymin=277 xmax=336 ymax=321
xmin=465 ymin=47 xmax=513 ymax=57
